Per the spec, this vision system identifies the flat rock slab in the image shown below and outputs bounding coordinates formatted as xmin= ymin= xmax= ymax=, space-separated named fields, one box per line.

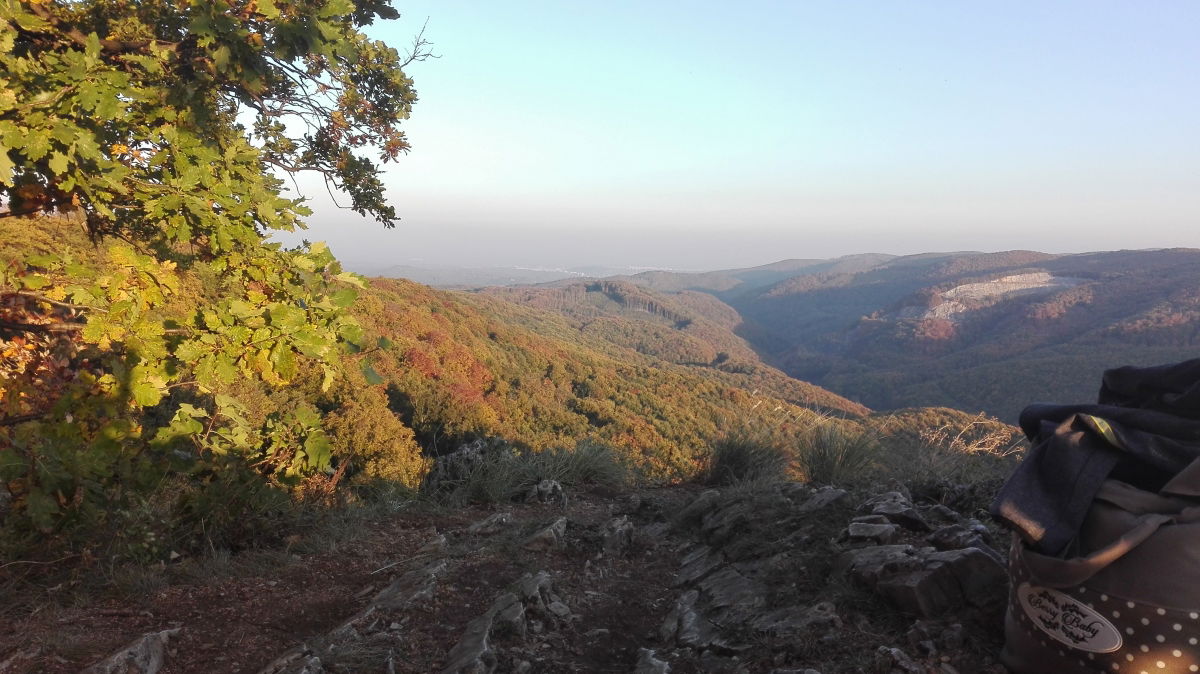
xmin=82 ymin=629 xmax=181 ymax=674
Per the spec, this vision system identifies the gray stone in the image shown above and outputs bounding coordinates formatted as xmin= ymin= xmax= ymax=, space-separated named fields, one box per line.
xmin=525 ymin=479 xmax=566 ymax=505
xmin=673 ymin=545 xmax=725 ymax=587
xmin=441 ymin=610 xmax=497 ymax=674
xmin=862 ymin=491 xmax=911 ymax=512
xmin=845 ymin=522 xmax=899 ymax=545
xmin=925 ymin=548 xmax=1006 ymax=612
xmin=697 ymin=566 xmax=764 ymax=613
xmin=925 ymin=524 xmax=982 ymax=551
xmin=835 ymin=545 xmax=924 ymax=586
xmin=523 ymin=517 xmax=568 ymax=551
xmin=602 ymin=515 xmax=635 ymax=556
xmin=852 ymin=515 xmax=891 ymax=525
xmin=418 ymin=533 xmax=448 ymax=554
xmin=374 ymin=559 xmax=447 ymax=609
xmin=926 ymin=526 xmax=1004 ymax=564
xmin=83 ymin=629 xmax=181 ymax=674
xmin=871 ymin=501 xmax=930 ymax=532
xmin=659 ymin=590 xmax=717 ymax=648
xmin=865 ymin=546 xmax=1006 ymax=617
xmin=491 ymin=593 xmax=526 ymax=638
xmin=751 ymin=601 xmax=842 ymax=635
xmin=873 ymin=646 xmax=923 ymax=674
xmin=940 ymin=623 xmax=964 ymax=650
xmin=699 ymin=499 xmax=756 ymax=546
xmin=796 ymin=487 xmax=849 ymax=514
xmin=638 ymin=522 xmax=672 ymax=547
xmin=468 ymin=512 xmax=513 ymax=535
xmin=676 ymin=489 xmax=722 ymax=528
xmin=634 ymin=648 xmax=671 ymax=674
xmin=877 ymin=563 xmax=964 ymax=617
xmin=613 ymin=493 xmax=643 ymax=515
xmin=547 ymin=600 xmax=571 ymax=619
xmin=926 ymin=504 xmax=961 ymax=523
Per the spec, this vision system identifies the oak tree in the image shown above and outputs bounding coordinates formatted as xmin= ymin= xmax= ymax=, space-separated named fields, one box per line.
xmin=0 ymin=0 xmax=426 ymax=531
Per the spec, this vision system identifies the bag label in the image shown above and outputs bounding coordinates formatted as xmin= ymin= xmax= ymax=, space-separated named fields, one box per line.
xmin=1018 ymin=583 xmax=1123 ymax=653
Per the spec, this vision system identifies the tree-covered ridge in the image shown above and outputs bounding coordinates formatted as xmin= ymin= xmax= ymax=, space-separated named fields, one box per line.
xmin=476 ymin=280 xmax=867 ymax=415
xmin=352 ymin=278 xmax=866 ymax=480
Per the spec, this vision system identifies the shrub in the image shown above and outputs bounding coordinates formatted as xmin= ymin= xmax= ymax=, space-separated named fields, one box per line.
xmin=323 ymin=386 xmax=431 ymax=489
xmin=169 ymin=466 xmax=300 ymax=554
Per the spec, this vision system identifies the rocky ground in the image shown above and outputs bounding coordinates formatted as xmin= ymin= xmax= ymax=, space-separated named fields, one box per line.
xmin=0 ymin=479 xmax=1014 ymax=673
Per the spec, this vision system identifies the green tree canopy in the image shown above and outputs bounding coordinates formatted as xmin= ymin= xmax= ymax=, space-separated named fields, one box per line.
xmin=0 ymin=0 xmax=425 ymax=532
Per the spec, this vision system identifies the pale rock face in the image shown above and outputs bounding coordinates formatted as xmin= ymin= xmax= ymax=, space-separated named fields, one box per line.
xmin=897 ymin=272 xmax=1084 ymax=322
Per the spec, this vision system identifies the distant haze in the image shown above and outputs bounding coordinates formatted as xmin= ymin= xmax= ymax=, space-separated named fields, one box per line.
xmin=274 ymin=1 xmax=1200 ymax=273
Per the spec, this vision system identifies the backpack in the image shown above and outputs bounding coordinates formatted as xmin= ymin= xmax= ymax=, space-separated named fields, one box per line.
xmin=993 ymin=360 xmax=1200 ymax=673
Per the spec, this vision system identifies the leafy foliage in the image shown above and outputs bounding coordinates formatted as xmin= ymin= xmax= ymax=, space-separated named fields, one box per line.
xmin=0 ymin=0 xmax=421 ymax=536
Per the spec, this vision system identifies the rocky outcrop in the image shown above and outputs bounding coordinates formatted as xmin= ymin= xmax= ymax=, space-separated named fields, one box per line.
xmin=81 ymin=629 xmax=180 ymax=674
xmin=443 ymin=571 xmax=575 ymax=673
xmin=72 ymin=479 xmax=1010 ymax=674
xmin=654 ymin=482 xmax=1009 ymax=672
xmin=257 ymin=534 xmax=450 ymax=674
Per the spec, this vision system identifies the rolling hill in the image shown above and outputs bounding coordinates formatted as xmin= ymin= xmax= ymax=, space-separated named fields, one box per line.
xmin=475 ymin=249 xmax=1200 ymax=423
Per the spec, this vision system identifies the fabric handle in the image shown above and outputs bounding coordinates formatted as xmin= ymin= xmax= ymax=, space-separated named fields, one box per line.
xmin=1021 ymin=512 xmax=1173 ymax=588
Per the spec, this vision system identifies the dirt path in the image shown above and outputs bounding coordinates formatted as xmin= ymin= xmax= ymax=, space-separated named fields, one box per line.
xmin=0 ymin=487 xmax=695 ymax=673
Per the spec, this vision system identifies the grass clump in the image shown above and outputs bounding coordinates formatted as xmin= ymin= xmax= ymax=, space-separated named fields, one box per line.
xmin=424 ymin=439 xmax=631 ymax=505
xmin=873 ymin=411 xmax=1024 ymax=512
xmin=703 ymin=426 xmax=794 ymax=486
xmin=795 ymin=422 xmax=881 ymax=486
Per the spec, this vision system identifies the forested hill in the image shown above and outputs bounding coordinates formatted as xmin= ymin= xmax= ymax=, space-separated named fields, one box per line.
xmin=484 ymin=249 xmax=1200 ymax=423
xmin=352 ymin=277 xmax=868 ymax=478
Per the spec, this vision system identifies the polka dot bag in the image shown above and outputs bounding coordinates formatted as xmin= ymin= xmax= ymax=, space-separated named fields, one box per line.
xmin=1003 ymin=478 xmax=1200 ymax=673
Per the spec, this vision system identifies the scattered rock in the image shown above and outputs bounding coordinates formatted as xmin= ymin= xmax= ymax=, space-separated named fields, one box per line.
xmin=861 ymin=491 xmax=910 ymax=512
xmin=844 ymin=522 xmax=899 ymax=545
xmin=926 ymin=504 xmax=961 ymax=523
xmin=796 ymin=487 xmax=849 ymax=514
xmin=602 ymin=515 xmax=635 ymax=556
xmin=835 ymin=545 xmax=924 ymax=586
xmin=750 ymin=601 xmax=842 ymax=635
xmin=874 ymin=646 xmax=923 ymax=674
xmin=843 ymin=544 xmax=1006 ymax=618
xmin=637 ymin=522 xmax=672 ymax=548
xmin=675 ymin=490 xmax=722 ymax=527
xmin=442 ymin=606 xmax=498 ymax=674
xmin=871 ymin=501 xmax=930 ymax=532
xmin=852 ymin=514 xmax=891 ymax=525
xmin=613 ymin=493 xmax=643 ymax=515
xmin=418 ymin=533 xmax=448 ymax=554
xmin=659 ymin=590 xmax=717 ymax=649
xmin=82 ymin=629 xmax=181 ymax=674
xmin=525 ymin=479 xmax=566 ymax=506
xmin=633 ymin=648 xmax=671 ymax=674
xmin=491 ymin=594 xmax=526 ymax=638
xmin=468 ymin=512 xmax=514 ymax=535
xmin=523 ymin=517 xmax=568 ymax=551
xmin=673 ymin=545 xmax=724 ymax=587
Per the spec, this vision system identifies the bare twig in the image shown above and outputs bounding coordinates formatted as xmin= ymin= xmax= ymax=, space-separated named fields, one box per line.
xmin=0 ymin=554 xmax=79 ymax=571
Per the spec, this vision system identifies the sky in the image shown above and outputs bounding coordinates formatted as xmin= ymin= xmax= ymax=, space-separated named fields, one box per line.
xmin=277 ymin=1 xmax=1200 ymax=273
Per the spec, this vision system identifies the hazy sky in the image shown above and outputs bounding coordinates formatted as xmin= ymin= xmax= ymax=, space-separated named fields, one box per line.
xmin=278 ymin=1 xmax=1199 ymax=272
